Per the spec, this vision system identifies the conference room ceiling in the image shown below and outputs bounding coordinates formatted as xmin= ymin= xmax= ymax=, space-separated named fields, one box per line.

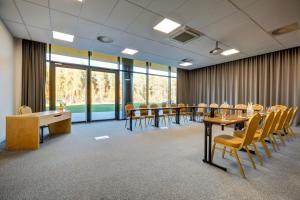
xmin=0 ymin=0 xmax=300 ymax=69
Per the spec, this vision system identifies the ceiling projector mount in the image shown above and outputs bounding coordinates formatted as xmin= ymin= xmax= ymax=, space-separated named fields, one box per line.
xmin=209 ymin=41 xmax=223 ymax=55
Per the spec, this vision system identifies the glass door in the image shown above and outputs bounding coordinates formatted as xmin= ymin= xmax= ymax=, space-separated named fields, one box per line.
xmin=91 ymin=69 xmax=117 ymax=120
xmin=55 ymin=64 xmax=87 ymax=122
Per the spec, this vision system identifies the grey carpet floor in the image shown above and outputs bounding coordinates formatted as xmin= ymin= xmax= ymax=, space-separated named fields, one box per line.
xmin=0 ymin=120 xmax=300 ymax=200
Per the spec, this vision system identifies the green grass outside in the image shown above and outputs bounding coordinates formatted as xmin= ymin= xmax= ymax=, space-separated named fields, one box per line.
xmin=46 ymin=103 xmax=160 ymax=113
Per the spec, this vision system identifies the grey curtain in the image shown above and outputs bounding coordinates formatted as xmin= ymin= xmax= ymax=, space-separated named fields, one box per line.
xmin=177 ymin=46 xmax=300 ymax=125
xmin=177 ymin=68 xmax=190 ymax=104
xmin=21 ymin=39 xmax=46 ymax=112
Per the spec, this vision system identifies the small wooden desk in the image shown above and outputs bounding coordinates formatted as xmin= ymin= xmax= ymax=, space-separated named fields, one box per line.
xmin=202 ymin=115 xmax=249 ymax=171
xmin=6 ymin=111 xmax=71 ymax=150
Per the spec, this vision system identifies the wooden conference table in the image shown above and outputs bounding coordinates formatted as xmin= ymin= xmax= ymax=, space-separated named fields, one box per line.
xmin=127 ymin=105 xmax=249 ymax=131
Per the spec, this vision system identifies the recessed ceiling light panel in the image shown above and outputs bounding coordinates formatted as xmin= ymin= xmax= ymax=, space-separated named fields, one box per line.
xmin=221 ymin=49 xmax=240 ymax=56
xmin=179 ymin=62 xmax=193 ymax=67
xmin=122 ymin=48 xmax=138 ymax=55
xmin=52 ymin=31 xmax=74 ymax=42
xmin=153 ymin=18 xmax=181 ymax=34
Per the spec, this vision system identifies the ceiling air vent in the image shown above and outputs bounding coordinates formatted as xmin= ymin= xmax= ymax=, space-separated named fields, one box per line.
xmin=271 ymin=22 xmax=299 ymax=36
xmin=169 ymin=26 xmax=203 ymax=44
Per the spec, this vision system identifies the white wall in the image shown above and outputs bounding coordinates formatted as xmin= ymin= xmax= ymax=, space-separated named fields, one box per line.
xmin=0 ymin=19 xmax=14 ymax=142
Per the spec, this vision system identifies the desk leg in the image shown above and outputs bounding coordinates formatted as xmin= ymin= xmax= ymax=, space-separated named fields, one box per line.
xmin=202 ymin=122 xmax=227 ymax=171
xmin=154 ymin=110 xmax=159 ymax=127
xmin=128 ymin=111 xmax=133 ymax=131
xmin=175 ymin=108 xmax=180 ymax=124
xmin=48 ymin=118 xmax=71 ymax=135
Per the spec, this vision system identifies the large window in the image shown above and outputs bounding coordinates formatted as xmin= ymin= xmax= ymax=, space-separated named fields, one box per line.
xmin=45 ymin=44 xmax=177 ymax=121
xmin=149 ymin=75 xmax=169 ymax=104
xmin=133 ymin=73 xmax=147 ymax=106
xmin=55 ymin=66 xmax=87 ymax=122
xmin=171 ymin=78 xmax=177 ymax=103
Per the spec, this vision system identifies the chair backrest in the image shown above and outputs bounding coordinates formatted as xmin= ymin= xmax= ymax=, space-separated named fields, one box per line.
xmin=275 ymin=108 xmax=288 ymax=131
xmin=284 ymin=108 xmax=294 ymax=128
xmin=150 ymin=104 xmax=158 ymax=115
xmin=270 ymin=105 xmax=287 ymax=112
xmin=210 ymin=103 xmax=219 ymax=108
xmin=289 ymin=106 xmax=298 ymax=126
xmin=18 ymin=106 xmax=32 ymax=115
xmin=268 ymin=110 xmax=282 ymax=135
xmin=253 ymin=104 xmax=263 ymax=112
xmin=139 ymin=104 xmax=148 ymax=116
xmin=235 ymin=104 xmax=247 ymax=115
xmin=161 ymin=103 xmax=169 ymax=114
xmin=220 ymin=103 xmax=230 ymax=115
xmin=259 ymin=112 xmax=275 ymax=140
xmin=240 ymin=113 xmax=261 ymax=147
xmin=178 ymin=103 xmax=186 ymax=112
xmin=171 ymin=103 xmax=177 ymax=113
xmin=125 ymin=104 xmax=135 ymax=117
xmin=197 ymin=103 xmax=207 ymax=113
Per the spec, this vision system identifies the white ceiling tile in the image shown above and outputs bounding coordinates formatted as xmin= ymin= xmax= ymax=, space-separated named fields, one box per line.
xmin=25 ymin=0 xmax=49 ymax=7
xmin=147 ymin=0 xmax=186 ymax=15
xmin=27 ymin=25 xmax=52 ymax=42
xmin=51 ymin=10 xmax=78 ymax=34
xmin=50 ymin=0 xmax=82 ymax=16
xmin=201 ymin=11 xmax=282 ymax=53
xmin=169 ymin=0 xmax=237 ymax=29
xmin=91 ymin=41 xmax=123 ymax=56
xmin=80 ymin=0 xmax=118 ymax=24
xmin=126 ymin=10 xmax=165 ymax=41
xmin=3 ymin=20 xmax=30 ymax=39
xmin=77 ymin=19 xmax=100 ymax=40
xmin=244 ymin=0 xmax=300 ymax=31
xmin=230 ymin=0 xmax=258 ymax=9
xmin=72 ymin=37 xmax=92 ymax=50
xmin=16 ymin=0 xmax=51 ymax=29
xmin=106 ymin=0 xmax=143 ymax=30
xmin=273 ymin=30 xmax=300 ymax=49
xmin=0 ymin=0 xmax=23 ymax=23
xmin=126 ymin=0 xmax=153 ymax=7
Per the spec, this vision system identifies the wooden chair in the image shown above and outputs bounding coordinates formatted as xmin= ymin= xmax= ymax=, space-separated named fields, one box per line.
xmin=234 ymin=112 xmax=275 ymax=164
xmin=18 ymin=105 xmax=32 ymax=114
xmin=220 ymin=103 xmax=230 ymax=115
xmin=212 ymin=113 xmax=261 ymax=178
xmin=209 ymin=103 xmax=219 ymax=116
xmin=283 ymin=108 xmax=295 ymax=140
xmin=139 ymin=104 xmax=154 ymax=127
xmin=272 ymin=108 xmax=289 ymax=146
xmin=167 ymin=103 xmax=177 ymax=122
xmin=178 ymin=103 xmax=192 ymax=122
xmin=285 ymin=107 xmax=298 ymax=138
xmin=266 ymin=110 xmax=282 ymax=151
xmin=161 ymin=103 xmax=170 ymax=125
xmin=252 ymin=104 xmax=263 ymax=112
xmin=270 ymin=105 xmax=287 ymax=112
xmin=195 ymin=103 xmax=207 ymax=121
xmin=125 ymin=104 xmax=142 ymax=128
xmin=235 ymin=104 xmax=247 ymax=116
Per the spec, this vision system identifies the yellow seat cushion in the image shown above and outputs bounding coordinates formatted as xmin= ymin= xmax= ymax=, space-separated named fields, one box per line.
xmin=214 ymin=135 xmax=243 ymax=148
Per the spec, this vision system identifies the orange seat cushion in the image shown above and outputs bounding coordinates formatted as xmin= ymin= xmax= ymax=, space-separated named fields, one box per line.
xmin=214 ymin=135 xmax=243 ymax=148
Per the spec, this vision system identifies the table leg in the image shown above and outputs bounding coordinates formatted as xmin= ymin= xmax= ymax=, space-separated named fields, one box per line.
xmin=154 ymin=110 xmax=159 ymax=127
xmin=202 ymin=122 xmax=227 ymax=171
xmin=128 ymin=110 xmax=133 ymax=131
xmin=175 ymin=108 xmax=180 ymax=124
